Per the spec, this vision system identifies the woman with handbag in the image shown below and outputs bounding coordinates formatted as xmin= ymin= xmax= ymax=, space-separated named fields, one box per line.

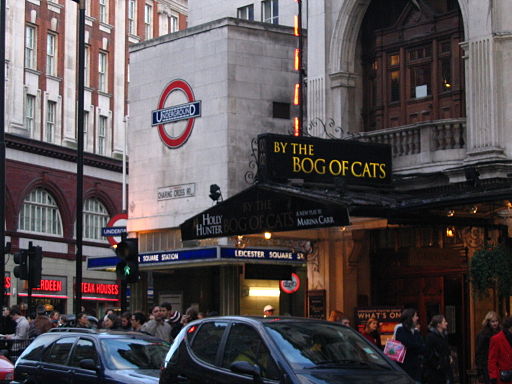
xmin=477 ymin=312 xmax=501 ymax=384
xmin=423 ymin=315 xmax=453 ymax=384
xmin=395 ymin=308 xmax=425 ymax=384
xmin=488 ymin=316 xmax=512 ymax=384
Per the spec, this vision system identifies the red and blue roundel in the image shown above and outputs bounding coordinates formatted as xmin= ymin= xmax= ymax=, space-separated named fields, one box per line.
xmin=151 ymin=79 xmax=202 ymax=149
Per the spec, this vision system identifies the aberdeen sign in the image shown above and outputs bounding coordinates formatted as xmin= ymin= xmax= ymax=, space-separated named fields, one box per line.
xmin=257 ymin=134 xmax=392 ymax=186
xmin=152 ymin=79 xmax=202 ymax=148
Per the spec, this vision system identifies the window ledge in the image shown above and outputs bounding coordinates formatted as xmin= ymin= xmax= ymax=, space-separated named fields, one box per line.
xmin=46 ymin=74 xmax=62 ymax=83
xmin=98 ymin=91 xmax=112 ymax=98
xmin=25 ymin=68 xmax=41 ymax=76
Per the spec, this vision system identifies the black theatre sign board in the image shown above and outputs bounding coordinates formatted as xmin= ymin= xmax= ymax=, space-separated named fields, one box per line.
xmin=180 ymin=185 xmax=350 ymax=241
xmin=258 ymin=134 xmax=392 ymax=186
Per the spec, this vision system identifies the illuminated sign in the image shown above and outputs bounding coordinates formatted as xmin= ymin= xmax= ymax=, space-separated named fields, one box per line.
xmin=18 ymin=276 xmax=67 ymax=299
xmin=257 ymin=134 xmax=392 ymax=186
xmin=152 ymin=79 xmax=201 ymax=149
xmin=80 ymin=279 xmax=120 ymax=302
xmin=103 ymin=213 xmax=128 ymax=246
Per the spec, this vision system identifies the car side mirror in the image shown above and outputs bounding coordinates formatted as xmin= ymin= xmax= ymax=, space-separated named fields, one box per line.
xmin=230 ymin=361 xmax=263 ymax=384
xmin=79 ymin=358 xmax=98 ymax=371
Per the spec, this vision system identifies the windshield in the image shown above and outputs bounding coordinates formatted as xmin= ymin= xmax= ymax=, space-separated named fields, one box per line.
xmin=264 ymin=322 xmax=392 ymax=370
xmin=101 ymin=338 xmax=170 ymax=370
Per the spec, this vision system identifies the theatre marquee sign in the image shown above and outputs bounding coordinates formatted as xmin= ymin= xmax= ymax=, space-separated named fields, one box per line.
xmin=257 ymin=134 xmax=392 ymax=186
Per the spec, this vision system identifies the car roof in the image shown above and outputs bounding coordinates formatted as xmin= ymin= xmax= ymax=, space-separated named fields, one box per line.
xmin=190 ymin=316 xmax=336 ymax=326
xmin=48 ymin=328 xmax=166 ymax=341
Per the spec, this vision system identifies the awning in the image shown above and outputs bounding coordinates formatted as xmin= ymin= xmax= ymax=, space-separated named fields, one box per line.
xmin=180 ymin=183 xmax=351 ymax=241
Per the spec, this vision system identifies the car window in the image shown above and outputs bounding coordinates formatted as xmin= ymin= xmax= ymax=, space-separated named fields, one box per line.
xmin=222 ymin=323 xmax=280 ymax=380
xmin=69 ymin=338 xmax=98 ymax=367
xmin=100 ymin=338 xmax=170 ymax=370
xmin=189 ymin=321 xmax=228 ymax=365
xmin=18 ymin=334 xmax=55 ymax=361
xmin=42 ymin=337 xmax=77 ymax=365
xmin=264 ymin=321 xmax=392 ymax=370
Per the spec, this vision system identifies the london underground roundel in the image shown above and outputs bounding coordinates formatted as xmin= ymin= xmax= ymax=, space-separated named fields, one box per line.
xmin=280 ymin=273 xmax=301 ymax=294
xmin=151 ymin=79 xmax=202 ymax=149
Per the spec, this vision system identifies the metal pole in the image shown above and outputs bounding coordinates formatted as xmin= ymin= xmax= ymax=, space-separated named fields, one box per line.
xmin=298 ymin=0 xmax=304 ymax=136
xmin=122 ymin=116 xmax=127 ymax=212
xmin=27 ymin=243 xmax=33 ymax=316
xmin=0 ymin=0 xmax=6 ymax=308
xmin=75 ymin=0 xmax=85 ymax=316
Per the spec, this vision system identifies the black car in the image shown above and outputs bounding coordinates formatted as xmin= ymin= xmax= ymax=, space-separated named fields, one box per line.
xmin=12 ymin=328 xmax=170 ymax=384
xmin=160 ymin=316 xmax=415 ymax=384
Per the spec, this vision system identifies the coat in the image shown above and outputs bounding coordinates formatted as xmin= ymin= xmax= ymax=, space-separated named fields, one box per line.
xmin=395 ymin=326 xmax=425 ymax=381
xmin=424 ymin=328 xmax=453 ymax=384
xmin=476 ymin=327 xmax=499 ymax=383
xmin=488 ymin=330 xmax=512 ymax=384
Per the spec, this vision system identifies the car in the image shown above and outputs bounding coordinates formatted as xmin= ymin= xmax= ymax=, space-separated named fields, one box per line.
xmin=0 ymin=355 xmax=13 ymax=383
xmin=12 ymin=328 xmax=170 ymax=384
xmin=160 ymin=316 xmax=415 ymax=384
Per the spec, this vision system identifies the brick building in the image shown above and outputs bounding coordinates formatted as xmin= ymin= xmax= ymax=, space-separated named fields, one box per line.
xmin=3 ymin=0 xmax=188 ymax=315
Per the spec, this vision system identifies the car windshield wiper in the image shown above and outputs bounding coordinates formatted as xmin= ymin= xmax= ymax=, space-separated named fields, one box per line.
xmin=306 ymin=359 xmax=388 ymax=370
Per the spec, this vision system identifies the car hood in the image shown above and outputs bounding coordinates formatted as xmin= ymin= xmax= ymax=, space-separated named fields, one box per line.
xmin=108 ymin=369 xmax=160 ymax=383
xmin=295 ymin=369 xmax=414 ymax=384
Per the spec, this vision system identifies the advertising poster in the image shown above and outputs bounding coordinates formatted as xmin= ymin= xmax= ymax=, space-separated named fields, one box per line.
xmin=355 ymin=307 xmax=402 ymax=344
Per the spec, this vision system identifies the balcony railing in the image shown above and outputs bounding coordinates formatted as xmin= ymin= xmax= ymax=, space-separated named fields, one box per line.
xmin=357 ymin=118 xmax=466 ymax=172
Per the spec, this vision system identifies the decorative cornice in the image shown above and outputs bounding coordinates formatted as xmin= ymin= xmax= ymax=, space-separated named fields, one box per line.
xmin=6 ymin=133 xmax=125 ymax=173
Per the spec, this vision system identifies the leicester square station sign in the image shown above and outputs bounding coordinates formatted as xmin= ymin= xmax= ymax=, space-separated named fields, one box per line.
xmin=257 ymin=134 xmax=392 ymax=186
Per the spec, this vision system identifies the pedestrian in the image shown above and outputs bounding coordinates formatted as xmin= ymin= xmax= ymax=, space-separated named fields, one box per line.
xmin=423 ymin=314 xmax=453 ymax=384
xmin=6 ymin=306 xmax=30 ymax=340
xmin=161 ymin=302 xmax=183 ymax=339
xmin=102 ymin=313 xmax=121 ymax=330
xmin=120 ymin=312 xmax=132 ymax=331
xmin=263 ymin=305 xmax=275 ymax=317
xmin=395 ymin=308 xmax=425 ymax=383
xmin=361 ymin=317 xmax=383 ymax=349
xmin=140 ymin=305 xmax=172 ymax=342
xmin=130 ymin=312 xmax=147 ymax=333
xmin=0 ymin=307 xmax=16 ymax=336
xmin=340 ymin=316 xmax=351 ymax=327
xmin=327 ymin=309 xmax=344 ymax=322
xmin=488 ymin=316 xmax=512 ymax=384
xmin=28 ymin=305 xmax=52 ymax=338
xmin=180 ymin=306 xmax=198 ymax=327
xmin=76 ymin=313 xmax=91 ymax=329
xmin=476 ymin=311 xmax=500 ymax=384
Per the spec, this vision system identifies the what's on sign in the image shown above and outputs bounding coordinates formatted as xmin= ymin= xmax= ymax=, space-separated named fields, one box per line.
xmin=151 ymin=79 xmax=202 ymax=149
xmin=257 ymin=134 xmax=392 ymax=186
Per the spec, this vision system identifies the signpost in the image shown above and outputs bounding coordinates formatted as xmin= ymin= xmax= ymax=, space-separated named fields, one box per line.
xmin=103 ymin=213 xmax=128 ymax=246
xmin=280 ymin=273 xmax=301 ymax=294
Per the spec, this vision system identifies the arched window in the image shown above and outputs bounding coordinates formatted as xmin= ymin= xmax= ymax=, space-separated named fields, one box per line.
xmin=18 ymin=188 xmax=63 ymax=235
xmin=83 ymin=198 xmax=109 ymax=241
xmin=361 ymin=0 xmax=464 ymax=131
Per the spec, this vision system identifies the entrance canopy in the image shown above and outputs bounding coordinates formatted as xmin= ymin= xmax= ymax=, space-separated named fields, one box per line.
xmin=180 ymin=183 xmax=351 ymax=241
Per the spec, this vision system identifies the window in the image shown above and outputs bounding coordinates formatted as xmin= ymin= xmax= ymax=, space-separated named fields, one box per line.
xmin=46 ymin=101 xmax=57 ymax=143
xmin=99 ymin=0 xmax=108 ymax=23
xmin=46 ymin=33 xmax=57 ymax=76
xmin=98 ymin=116 xmax=107 ymax=155
xmin=83 ymin=198 xmax=109 ymax=241
xmin=222 ymin=323 xmax=280 ymax=380
xmin=69 ymin=339 xmax=98 ymax=367
xmin=42 ymin=337 xmax=76 ymax=365
xmin=18 ymin=188 xmax=63 ymax=236
xmin=25 ymin=94 xmax=36 ymax=136
xmin=237 ymin=5 xmax=254 ymax=21
xmin=85 ymin=0 xmax=91 ymax=16
xmin=144 ymin=3 xmax=153 ymax=39
xmin=190 ymin=321 xmax=228 ymax=365
xmin=169 ymin=15 xmax=178 ymax=33
xmin=262 ymin=0 xmax=278 ymax=24
xmin=84 ymin=46 xmax=90 ymax=87
xmin=25 ymin=25 xmax=36 ymax=69
xmin=98 ymin=52 xmax=107 ymax=92
xmin=128 ymin=0 xmax=137 ymax=34
xmin=411 ymin=65 xmax=431 ymax=98
xmin=83 ymin=111 xmax=89 ymax=150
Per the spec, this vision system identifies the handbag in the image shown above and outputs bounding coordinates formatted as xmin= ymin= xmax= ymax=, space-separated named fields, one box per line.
xmin=501 ymin=370 xmax=512 ymax=382
xmin=383 ymin=339 xmax=407 ymax=364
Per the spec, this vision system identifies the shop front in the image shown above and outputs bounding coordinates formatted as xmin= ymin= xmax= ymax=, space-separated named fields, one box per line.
xmin=78 ymin=279 xmax=120 ymax=318
xmin=17 ymin=275 xmax=67 ymax=314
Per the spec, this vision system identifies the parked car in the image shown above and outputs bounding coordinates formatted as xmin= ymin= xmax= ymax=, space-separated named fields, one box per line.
xmin=160 ymin=316 xmax=415 ymax=384
xmin=0 ymin=355 xmax=13 ymax=383
xmin=12 ymin=328 xmax=170 ymax=384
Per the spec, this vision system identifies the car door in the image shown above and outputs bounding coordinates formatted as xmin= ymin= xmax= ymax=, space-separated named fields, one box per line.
xmin=181 ymin=320 xmax=229 ymax=384
xmin=68 ymin=338 xmax=101 ymax=384
xmin=39 ymin=336 xmax=77 ymax=384
xmin=217 ymin=322 xmax=282 ymax=384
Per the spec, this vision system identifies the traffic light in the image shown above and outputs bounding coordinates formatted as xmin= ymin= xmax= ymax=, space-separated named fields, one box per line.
xmin=13 ymin=250 xmax=28 ymax=280
xmin=28 ymin=244 xmax=43 ymax=288
xmin=115 ymin=238 xmax=139 ymax=283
